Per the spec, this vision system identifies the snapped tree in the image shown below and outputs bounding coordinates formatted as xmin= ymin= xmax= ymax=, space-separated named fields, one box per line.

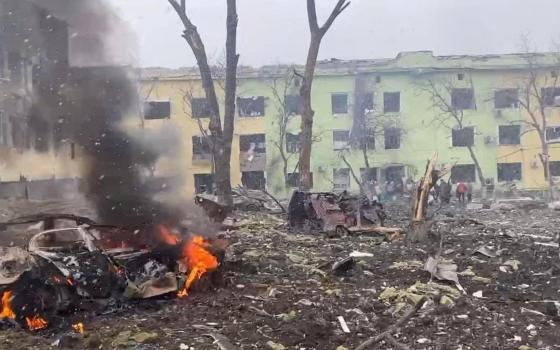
xmin=299 ymin=0 xmax=350 ymax=190
xmin=422 ymin=76 xmax=486 ymax=188
xmin=168 ymin=0 xmax=239 ymax=207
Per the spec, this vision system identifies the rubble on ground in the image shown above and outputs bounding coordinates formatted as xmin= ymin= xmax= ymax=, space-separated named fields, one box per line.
xmin=0 ymin=199 xmax=558 ymax=349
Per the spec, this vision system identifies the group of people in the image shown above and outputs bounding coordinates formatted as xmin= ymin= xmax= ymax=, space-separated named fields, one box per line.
xmin=432 ymin=179 xmax=473 ymax=204
xmin=364 ymin=178 xmax=416 ymax=202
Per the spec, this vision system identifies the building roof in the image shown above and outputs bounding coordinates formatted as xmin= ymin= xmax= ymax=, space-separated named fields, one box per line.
xmin=141 ymin=51 xmax=560 ymax=81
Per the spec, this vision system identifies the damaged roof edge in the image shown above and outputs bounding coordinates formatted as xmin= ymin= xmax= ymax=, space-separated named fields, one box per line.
xmin=140 ymin=50 xmax=560 ymax=81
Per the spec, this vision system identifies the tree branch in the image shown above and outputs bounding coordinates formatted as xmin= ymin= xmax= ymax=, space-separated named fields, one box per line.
xmin=306 ymin=0 xmax=319 ymax=33
xmin=320 ymin=0 xmax=351 ymax=35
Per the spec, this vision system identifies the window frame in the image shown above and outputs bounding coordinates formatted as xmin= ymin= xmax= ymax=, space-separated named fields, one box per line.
xmin=331 ymin=93 xmax=349 ymax=115
xmin=383 ymin=92 xmax=401 ymax=113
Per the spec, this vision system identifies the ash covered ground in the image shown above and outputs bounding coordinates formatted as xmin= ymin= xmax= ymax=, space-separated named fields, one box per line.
xmin=0 ymin=199 xmax=559 ymax=350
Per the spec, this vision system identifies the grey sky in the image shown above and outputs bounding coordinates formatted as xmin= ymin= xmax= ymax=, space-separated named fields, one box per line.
xmin=110 ymin=0 xmax=560 ymax=68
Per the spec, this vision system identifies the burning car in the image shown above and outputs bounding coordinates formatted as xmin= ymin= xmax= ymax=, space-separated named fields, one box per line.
xmin=0 ymin=214 xmax=222 ymax=331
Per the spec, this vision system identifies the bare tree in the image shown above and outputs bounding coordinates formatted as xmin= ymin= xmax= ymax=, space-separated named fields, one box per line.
xmin=421 ymin=76 xmax=486 ymax=188
xmin=268 ymin=68 xmax=298 ymax=187
xmin=168 ymin=0 xmax=239 ymax=207
xmin=514 ymin=51 xmax=560 ymax=200
xmin=299 ymin=0 xmax=350 ymax=190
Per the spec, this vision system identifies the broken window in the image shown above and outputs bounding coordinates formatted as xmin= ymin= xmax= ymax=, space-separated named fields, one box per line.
xmin=549 ymin=161 xmax=560 ymax=177
xmin=333 ymin=130 xmax=350 ymax=150
xmin=192 ymin=136 xmax=212 ymax=159
xmin=384 ymin=166 xmax=405 ymax=183
xmin=241 ymin=171 xmax=266 ymax=190
xmin=457 ymin=73 xmax=465 ymax=81
xmin=240 ymin=134 xmax=266 ymax=153
xmin=498 ymin=125 xmax=521 ymax=145
xmin=191 ymin=98 xmax=212 ymax=118
xmin=384 ymin=128 xmax=401 ymax=149
xmin=286 ymin=133 xmax=301 ymax=153
xmin=545 ymin=126 xmax=560 ymax=143
xmin=450 ymin=164 xmax=476 ymax=183
xmin=360 ymin=167 xmax=378 ymax=183
xmin=237 ymin=96 xmax=265 ymax=117
xmin=333 ymin=168 xmax=350 ymax=189
xmin=542 ymin=87 xmax=560 ymax=107
xmin=494 ymin=89 xmax=519 ymax=109
xmin=285 ymin=95 xmax=301 ymax=115
xmin=144 ymin=101 xmax=171 ymax=120
xmin=287 ymin=172 xmax=313 ymax=188
xmin=331 ymin=93 xmax=348 ymax=114
xmin=451 ymin=88 xmax=475 ymax=110
xmin=194 ymin=174 xmax=214 ymax=194
xmin=452 ymin=127 xmax=474 ymax=147
xmin=383 ymin=92 xmax=400 ymax=113
xmin=497 ymin=163 xmax=522 ymax=182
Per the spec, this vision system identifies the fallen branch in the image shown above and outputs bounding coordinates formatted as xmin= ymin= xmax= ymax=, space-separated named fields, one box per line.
xmin=384 ymin=334 xmax=410 ymax=350
xmin=353 ymin=296 xmax=427 ymax=350
xmin=261 ymin=189 xmax=286 ymax=213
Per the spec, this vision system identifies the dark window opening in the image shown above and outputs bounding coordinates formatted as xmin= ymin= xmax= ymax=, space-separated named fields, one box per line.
xmin=450 ymin=164 xmax=476 ymax=183
xmin=333 ymin=168 xmax=350 ymax=189
xmin=497 ymin=163 xmax=522 ymax=182
xmin=498 ymin=125 xmax=521 ymax=145
xmin=8 ymin=52 xmax=22 ymax=83
xmin=452 ymin=127 xmax=474 ymax=147
xmin=384 ymin=127 xmax=401 ymax=149
xmin=384 ymin=166 xmax=405 ymax=183
xmin=194 ymin=174 xmax=214 ymax=194
xmin=237 ymin=96 xmax=265 ymax=117
xmin=383 ymin=92 xmax=400 ymax=113
xmin=287 ymin=172 xmax=313 ymax=188
xmin=457 ymin=73 xmax=465 ymax=81
xmin=286 ymin=133 xmax=301 ymax=153
xmin=192 ymin=136 xmax=212 ymax=158
xmin=331 ymin=93 xmax=348 ymax=114
xmin=375 ymin=76 xmax=381 ymax=83
xmin=550 ymin=161 xmax=560 ymax=177
xmin=542 ymin=87 xmax=560 ymax=107
xmin=545 ymin=126 xmax=560 ymax=143
xmin=242 ymin=171 xmax=266 ymax=190
xmin=451 ymin=88 xmax=475 ymax=110
xmin=191 ymin=98 xmax=212 ymax=118
xmin=70 ymin=142 xmax=75 ymax=160
xmin=494 ymin=89 xmax=519 ymax=109
xmin=285 ymin=95 xmax=301 ymax=115
xmin=240 ymin=134 xmax=266 ymax=153
xmin=360 ymin=167 xmax=378 ymax=183
xmin=333 ymin=130 xmax=350 ymax=150
xmin=144 ymin=101 xmax=171 ymax=120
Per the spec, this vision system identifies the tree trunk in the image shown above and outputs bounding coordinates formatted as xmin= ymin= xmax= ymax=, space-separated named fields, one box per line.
xmin=541 ymin=139 xmax=555 ymax=201
xmin=341 ymin=154 xmax=365 ymax=195
xmin=466 ymin=145 xmax=486 ymax=196
xmin=217 ymin=0 xmax=239 ymax=207
xmin=299 ymin=34 xmax=321 ymax=190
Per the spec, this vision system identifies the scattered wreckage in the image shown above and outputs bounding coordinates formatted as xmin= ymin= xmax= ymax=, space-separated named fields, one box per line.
xmin=0 ymin=214 xmax=223 ymax=331
xmin=287 ymin=191 xmax=402 ymax=239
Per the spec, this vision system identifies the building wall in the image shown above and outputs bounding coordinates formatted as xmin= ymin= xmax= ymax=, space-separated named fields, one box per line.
xmin=140 ymin=52 xmax=560 ymax=198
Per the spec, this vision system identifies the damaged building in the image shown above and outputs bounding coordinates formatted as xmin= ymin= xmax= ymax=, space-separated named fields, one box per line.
xmin=140 ymin=51 xmax=560 ymax=198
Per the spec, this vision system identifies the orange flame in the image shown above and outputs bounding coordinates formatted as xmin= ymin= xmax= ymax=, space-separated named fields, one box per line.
xmin=72 ymin=322 xmax=85 ymax=334
xmin=25 ymin=315 xmax=48 ymax=331
xmin=0 ymin=291 xmax=15 ymax=320
xmin=66 ymin=278 xmax=75 ymax=286
xmin=157 ymin=224 xmax=179 ymax=246
xmin=177 ymin=235 xmax=218 ymax=298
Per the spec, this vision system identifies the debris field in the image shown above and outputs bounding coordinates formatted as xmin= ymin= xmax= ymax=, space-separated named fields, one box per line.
xmin=0 ymin=198 xmax=558 ymax=349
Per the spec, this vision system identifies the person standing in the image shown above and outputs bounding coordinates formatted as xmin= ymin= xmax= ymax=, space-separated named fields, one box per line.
xmin=456 ymin=181 xmax=467 ymax=203
xmin=440 ymin=180 xmax=451 ymax=204
xmin=466 ymin=182 xmax=473 ymax=202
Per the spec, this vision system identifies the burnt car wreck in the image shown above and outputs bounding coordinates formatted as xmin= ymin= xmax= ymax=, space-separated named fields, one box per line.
xmin=0 ymin=214 xmax=223 ymax=332
xmin=287 ymin=191 xmax=402 ymax=238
